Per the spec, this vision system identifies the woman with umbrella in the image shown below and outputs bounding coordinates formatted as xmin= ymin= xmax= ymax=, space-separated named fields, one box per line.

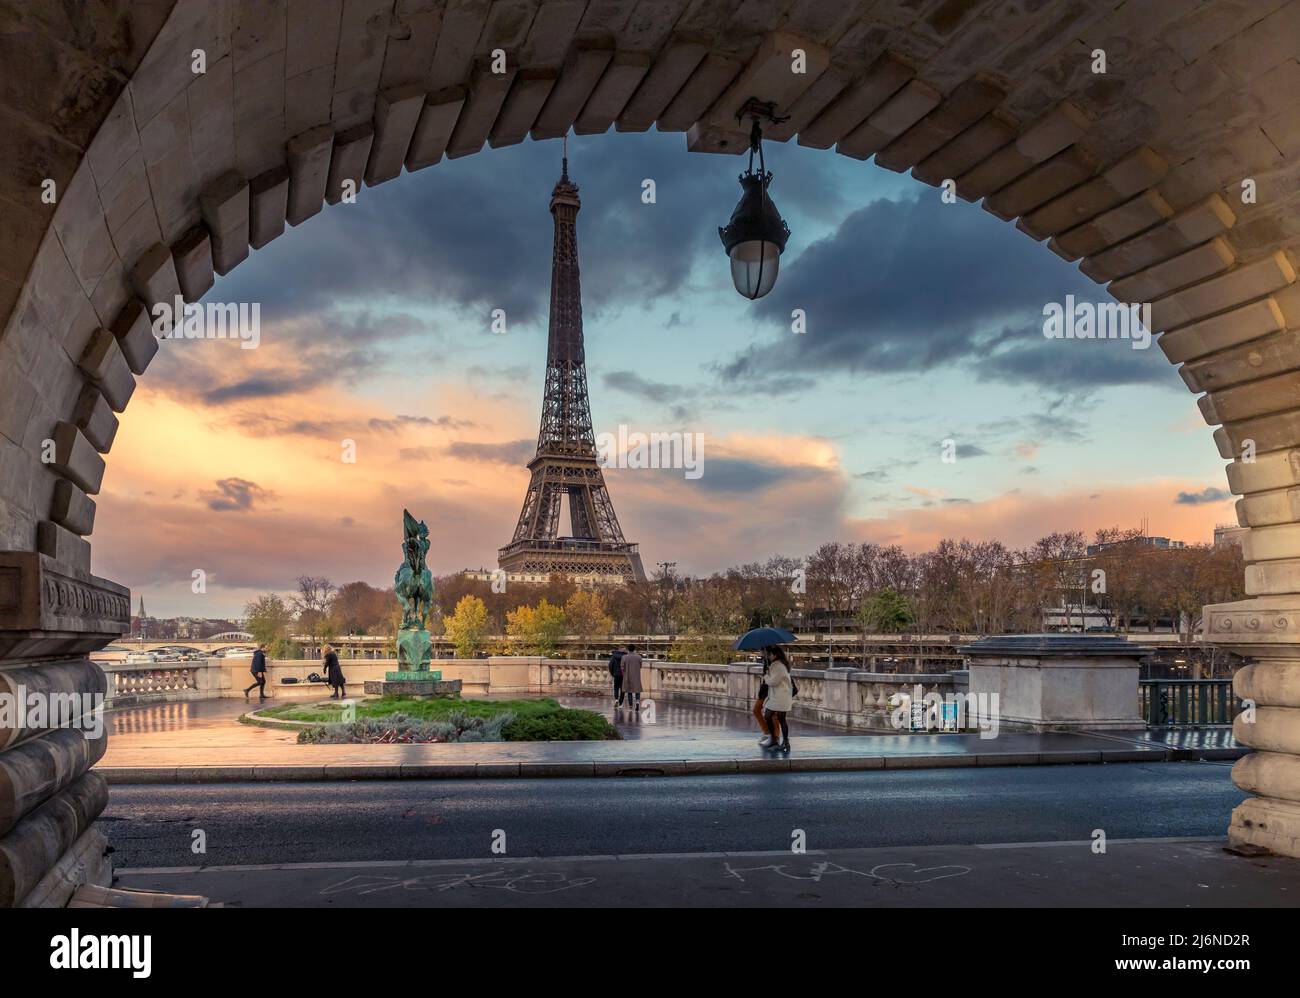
xmin=733 ymin=627 xmax=797 ymax=750
xmin=762 ymin=646 xmax=794 ymax=752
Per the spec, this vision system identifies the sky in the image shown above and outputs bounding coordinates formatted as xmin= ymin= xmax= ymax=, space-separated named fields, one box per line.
xmin=92 ymin=129 xmax=1236 ymax=619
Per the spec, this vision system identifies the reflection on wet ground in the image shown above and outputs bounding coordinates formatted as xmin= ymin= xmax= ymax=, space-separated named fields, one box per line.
xmin=103 ymin=693 xmax=1237 ymax=758
xmin=105 ymin=692 xmax=821 ymax=748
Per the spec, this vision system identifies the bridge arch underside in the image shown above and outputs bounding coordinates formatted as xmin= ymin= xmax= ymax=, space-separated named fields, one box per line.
xmin=3 ymin=0 xmax=1300 ymax=902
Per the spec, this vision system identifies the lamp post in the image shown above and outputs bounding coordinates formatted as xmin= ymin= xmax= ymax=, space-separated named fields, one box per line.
xmin=718 ymin=99 xmax=791 ymax=300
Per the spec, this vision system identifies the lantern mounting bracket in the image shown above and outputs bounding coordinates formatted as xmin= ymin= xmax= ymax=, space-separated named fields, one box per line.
xmin=735 ymin=98 xmax=788 ymax=175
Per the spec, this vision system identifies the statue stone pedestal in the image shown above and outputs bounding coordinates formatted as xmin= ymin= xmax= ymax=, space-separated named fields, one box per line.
xmin=364 ymin=673 xmax=462 ymax=698
xmin=397 ymin=628 xmax=432 ymax=671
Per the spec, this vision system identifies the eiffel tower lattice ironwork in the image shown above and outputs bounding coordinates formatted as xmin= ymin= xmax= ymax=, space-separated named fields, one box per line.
xmin=497 ymin=148 xmax=646 ymax=583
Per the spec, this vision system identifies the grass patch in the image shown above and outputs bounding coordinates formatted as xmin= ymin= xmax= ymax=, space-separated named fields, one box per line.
xmin=259 ymin=696 xmax=618 ymax=742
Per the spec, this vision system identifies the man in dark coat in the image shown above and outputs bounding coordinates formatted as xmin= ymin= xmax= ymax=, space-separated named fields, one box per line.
xmin=323 ymin=644 xmax=346 ymax=699
xmin=607 ymin=645 xmax=626 ymax=705
xmin=243 ymin=644 xmax=268 ymax=700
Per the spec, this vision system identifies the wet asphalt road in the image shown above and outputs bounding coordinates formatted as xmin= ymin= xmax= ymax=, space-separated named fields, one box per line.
xmin=104 ymin=761 xmax=1244 ymax=869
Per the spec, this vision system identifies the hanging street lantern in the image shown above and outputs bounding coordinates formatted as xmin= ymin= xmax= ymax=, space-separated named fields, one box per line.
xmin=718 ymin=99 xmax=791 ymax=300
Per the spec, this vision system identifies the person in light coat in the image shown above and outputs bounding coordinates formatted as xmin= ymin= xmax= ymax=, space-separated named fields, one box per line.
xmin=621 ymin=644 xmax=643 ymax=709
xmin=762 ymin=646 xmax=794 ymax=752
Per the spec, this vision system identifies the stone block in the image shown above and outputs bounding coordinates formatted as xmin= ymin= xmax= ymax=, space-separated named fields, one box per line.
xmin=1082 ymin=195 xmax=1235 ymax=282
xmin=490 ymin=69 xmax=558 ymax=148
xmin=76 ymin=329 xmax=134 ymax=413
xmin=1159 ymin=298 xmax=1285 ymax=364
xmin=958 ymin=100 xmax=1087 ymax=200
xmin=1237 ymin=486 xmax=1300 ymax=528
xmin=1153 ymin=253 xmax=1297 ymax=333
xmin=109 ymin=299 xmax=159 ymax=376
xmin=36 ymin=521 xmax=89 ymax=573
xmin=1201 ymin=367 xmax=1300 ymax=425
xmin=766 ymin=63 xmax=852 ymax=143
xmin=616 ymin=35 xmax=708 ymax=132
xmin=172 ymin=226 xmax=215 ymax=301
xmin=1183 ymin=329 xmax=1300 ymax=395
xmin=0 ymin=348 xmax=36 ymax=448
xmin=575 ymin=51 xmax=651 ymax=134
xmin=365 ymin=83 xmax=426 ymax=185
xmin=0 ymin=771 xmax=108 ymax=907
xmin=704 ymin=31 xmax=829 ymax=132
xmin=838 ymin=78 xmax=941 ymax=160
xmin=656 ymin=52 xmax=742 ymax=133
xmin=248 ymin=165 xmax=289 ymax=248
xmin=1052 ymin=189 xmax=1173 ymax=262
xmin=405 ymin=86 xmax=466 ymax=170
xmin=325 ymin=123 xmax=374 ymax=205
xmin=447 ymin=58 xmax=517 ymax=159
xmin=50 ymin=422 xmax=105 ymax=495
xmin=1109 ymin=238 xmax=1235 ymax=304
xmin=70 ymin=386 xmax=117 ymax=454
xmin=875 ymin=76 xmax=1006 ymax=173
xmin=285 ymin=63 xmax=334 ymax=135
xmin=1243 ymin=522 xmax=1300 ymax=563
xmin=51 ymin=164 xmax=118 ymax=298
xmin=286 ymin=0 xmax=342 ymax=77
xmin=49 ymin=479 xmax=95 ymax=536
xmin=912 ymin=109 xmax=1017 ymax=186
xmin=187 ymin=54 xmax=237 ymax=188
xmin=798 ymin=53 xmax=913 ymax=149
xmin=198 ymin=171 xmax=251 ymax=275
xmin=961 ymin=634 xmax=1146 ymax=730
xmin=984 ymin=145 xmax=1099 ymax=220
xmin=128 ymin=242 xmax=181 ymax=307
xmin=1226 ymin=448 xmax=1300 ymax=495
xmin=1245 ymin=558 xmax=1300 ymax=596
xmin=1022 ymin=147 xmax=1168 ymax=240
xmin=285 ymin=125 xmax=334 ymax=225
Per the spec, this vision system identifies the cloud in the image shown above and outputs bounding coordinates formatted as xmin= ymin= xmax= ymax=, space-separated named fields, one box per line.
xmin=446 ymin=439 xmax=536 ymax=464
xmin=716 ymin=193 xmax=1178 ymax=394
xmin=603 ymin=370 xmax=676 ymax=404
xmin=691 ymin=456 xmax=823 ymax=494
xmin=200 ymin=478 xmax=273 ymax=512
xmin=1175 ymin=486 xmax=1233 ymax=505
xmin=369 ymin=414 xmax=474 ymax=432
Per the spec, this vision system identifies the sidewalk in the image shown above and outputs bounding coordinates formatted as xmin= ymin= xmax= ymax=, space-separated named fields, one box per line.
xmin=98 ymin=696 xmax=1240 ymax=783
xmin=112 ymin=837 xmax=1300 ymax=907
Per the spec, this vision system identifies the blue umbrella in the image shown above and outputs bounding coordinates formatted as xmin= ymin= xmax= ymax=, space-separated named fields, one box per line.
xmin=732 ymin=626 xmax=798 ymax=651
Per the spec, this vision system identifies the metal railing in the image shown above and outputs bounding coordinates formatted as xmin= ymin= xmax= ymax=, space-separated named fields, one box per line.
xmin=1139 ymin=679 xmax=1238 ymax=727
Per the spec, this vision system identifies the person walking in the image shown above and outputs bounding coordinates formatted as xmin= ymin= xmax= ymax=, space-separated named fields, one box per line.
xmin=762 ymin=646 xmax=794 ymax=752
xmin=607 ymin=645 xmax=626 ymax=705
xmin=243 ymin=643 xmax=268 ymax=700
xmin=323 ymin=643 xmax=346 ymax=699
xmin=754 ymin=649 xmax=773 ymax=746
xmin=621 ymin=644 xmax=643 ymax=710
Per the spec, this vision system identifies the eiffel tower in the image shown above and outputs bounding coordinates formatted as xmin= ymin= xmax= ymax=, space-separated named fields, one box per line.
xmin=497 ymin=145 xmax=646 ymax=584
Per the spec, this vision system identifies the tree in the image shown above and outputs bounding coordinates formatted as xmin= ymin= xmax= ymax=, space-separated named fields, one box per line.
xmin=244 ymin=593 xmax=294 ymax=658
xmin=332 ymin=581 xmax=391 ymax=634
xmin=564 ymin=590 xmax=614 ymax=651
xmin=443 ymin=595 xmax=489 ymax=658
xmin=805 ymin=542 xmax=861 ymax=632
xmin=506 ymin=599 xmax=567 ymax=655
xmin=857 ymin=587 xmax=914 ymax=634
xmin=292 ymin=575 xmax=337 ymax=643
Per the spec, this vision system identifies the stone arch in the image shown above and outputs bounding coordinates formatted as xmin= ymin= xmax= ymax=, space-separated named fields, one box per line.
xmin=3 ymin=1 xmax=1300 ymax=901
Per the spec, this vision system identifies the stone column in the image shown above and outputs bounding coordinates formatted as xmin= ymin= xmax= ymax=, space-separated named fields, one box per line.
xmin=1205 ymin=598 xmax=1300 ymax=856
xmin=0 ymin=551 xmax=128 ymax=907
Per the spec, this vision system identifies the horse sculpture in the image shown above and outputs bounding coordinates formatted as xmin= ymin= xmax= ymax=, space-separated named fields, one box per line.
xmin=394 ymin=509 xmax=435 ymax=669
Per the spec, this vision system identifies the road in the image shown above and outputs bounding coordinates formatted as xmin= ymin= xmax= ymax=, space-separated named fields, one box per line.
xmin=105 ymin=760 xmax=1244 ymax=869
